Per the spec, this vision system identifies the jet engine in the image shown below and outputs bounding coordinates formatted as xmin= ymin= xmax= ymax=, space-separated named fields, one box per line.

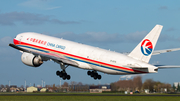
xmin=21 ymin=52 xmax=43 ymax=67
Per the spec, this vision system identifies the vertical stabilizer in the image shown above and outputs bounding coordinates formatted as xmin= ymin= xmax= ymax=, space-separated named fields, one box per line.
xmin=128 ymin=25 xmax=163 ymax=63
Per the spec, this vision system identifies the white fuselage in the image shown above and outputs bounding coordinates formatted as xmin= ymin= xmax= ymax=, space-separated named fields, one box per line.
xmin=14 ymin=32 xmax=158 ymax=75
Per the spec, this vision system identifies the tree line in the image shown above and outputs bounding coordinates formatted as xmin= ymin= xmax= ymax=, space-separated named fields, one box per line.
xmin=0 ymin=77 xmax=172 ymax=92
xmin=110 ymin=76 xmax=172 ymax=92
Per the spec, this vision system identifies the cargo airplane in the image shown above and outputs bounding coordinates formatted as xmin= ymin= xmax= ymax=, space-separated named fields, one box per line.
xmin=9 ymin=25 xmax=180 ymax=80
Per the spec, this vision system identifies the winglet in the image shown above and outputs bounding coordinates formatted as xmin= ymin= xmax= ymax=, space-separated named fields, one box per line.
xmin=128 ymin=25 xmax=163 ymax=63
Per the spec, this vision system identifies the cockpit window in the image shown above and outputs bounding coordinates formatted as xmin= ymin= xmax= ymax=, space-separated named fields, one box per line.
xmin=15 ymin=36 xmax=17 ymax=39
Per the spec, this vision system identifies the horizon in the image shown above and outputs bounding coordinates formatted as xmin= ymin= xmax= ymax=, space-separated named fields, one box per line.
xmin=1 ymin=0 xmax=180 ymax=87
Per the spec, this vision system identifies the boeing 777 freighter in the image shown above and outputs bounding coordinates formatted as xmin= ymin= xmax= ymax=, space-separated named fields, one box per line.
xmin=9 ymin=25 xmax=180 ymax=80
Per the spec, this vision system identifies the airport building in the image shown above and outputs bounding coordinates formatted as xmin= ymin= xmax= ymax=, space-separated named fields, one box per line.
xmin=89 ymin=85 xmax=111 ymax=93
xmin=27 ymin=86 xmax=38 ymax=92
xmin=27 ymin=86 xmax=47 ymax=92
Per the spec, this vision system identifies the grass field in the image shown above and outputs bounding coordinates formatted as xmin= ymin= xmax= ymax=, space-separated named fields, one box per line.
xmin=0 ymin=95 xmax=180 ymax=101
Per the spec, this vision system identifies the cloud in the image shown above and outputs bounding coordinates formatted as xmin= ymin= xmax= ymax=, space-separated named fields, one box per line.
xmin=0 ymin=36 xmax=16 ymax=56
xmin=124 ymin=31 xmax=147 ymax=42
xmin=0 ymin=12 xmax=49 ymax=25
xmin=54 ymin=31 xmax=179 ymax=45
xmin=176 ymin=37 xmax=180 ymax=42
xmin=46 ymin=6 xmax=61 ymax=10
xmin=0 ymin=12 xmax=80 ymax=25
xmin=51 ymin=19 xmax=80 ymax=24
xmin=159 ymin=34 xmax=174 ymax=42
xmin=0 ymin=36 xmax=13 ymax=46
xmin=159 ymin=6 xmax=168 ymax=10
xmin=19 ymin=0 xmax=61 ymax=10
xmin=54 ymin=32 xmax=120 ymax=44
xmin=54 ymin=31 xmax=148 ymax=44
xmin=166 ymin=27 xmax=176 ymax=32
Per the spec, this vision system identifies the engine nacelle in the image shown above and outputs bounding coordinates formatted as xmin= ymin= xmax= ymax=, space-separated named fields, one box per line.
xmin=21 ymin=52 xmax=43 ymax=67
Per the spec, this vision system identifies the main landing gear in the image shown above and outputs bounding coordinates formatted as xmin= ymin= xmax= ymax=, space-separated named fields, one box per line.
xmin=56 ymin=70 xmax=70 ymax=80
xmin=87 ymin=70 xmax=102 ymax=80
xmin=56 ymin=62 xmax=71 ymax=80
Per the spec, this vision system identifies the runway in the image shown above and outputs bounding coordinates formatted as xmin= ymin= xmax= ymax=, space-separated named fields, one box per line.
xmin=0 ymin=94 xmax=180 ymax=96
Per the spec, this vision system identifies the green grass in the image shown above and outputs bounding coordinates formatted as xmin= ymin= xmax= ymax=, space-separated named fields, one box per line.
xmin=0 ymin=96 xmax=180 ymax=101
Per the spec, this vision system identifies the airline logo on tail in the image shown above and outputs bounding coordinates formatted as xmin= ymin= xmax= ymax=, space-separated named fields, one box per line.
xmin=141 ymin=39 xmax=153 ymax=56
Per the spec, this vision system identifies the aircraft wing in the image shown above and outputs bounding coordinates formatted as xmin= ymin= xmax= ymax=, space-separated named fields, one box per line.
xmin=9 ymin=43 xmax=79 ymax=67
xmin=152 ymin=48 xmax=180 ymax=55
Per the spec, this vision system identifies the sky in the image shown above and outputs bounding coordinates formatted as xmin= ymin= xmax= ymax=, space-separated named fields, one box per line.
xmin=1 ymin=0 xmax=180 ymax=87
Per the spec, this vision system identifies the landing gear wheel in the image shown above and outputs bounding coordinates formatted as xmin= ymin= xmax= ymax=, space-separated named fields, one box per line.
xmin=97 ymin=75 xmax=101 ymax=80
xmin=90 ymin=73 xmax=94 ymax=77
xmin=87 ymin=71 xmax=91 ymax=75
xmin=56 ymin=69 xmax=71 ymax=80
xmin=67 ymin=75 xmax=71 ymax=80
xmin=59 ymin=71 xmax=63 ymax=77
xmin=63 ymin=72 xmax=67 ymax=76
xmin=56 ymin=71 xmax=60 ymax=76
xmin=62 ymin=75 xmax=66 ymax=80
xmin=94 ymin=75 xmax=97 ymax=80
xmin=87 ymin=70 xmax=102 ymax=80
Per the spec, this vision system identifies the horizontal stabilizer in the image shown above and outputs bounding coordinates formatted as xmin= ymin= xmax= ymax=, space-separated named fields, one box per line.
xmin=152 ymin=48 xmax=180 ymax=55
xmin=155 ymin=65 xmax=180 ymax=69
xmin=122 ymin=47 xmax=180 ymax=56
